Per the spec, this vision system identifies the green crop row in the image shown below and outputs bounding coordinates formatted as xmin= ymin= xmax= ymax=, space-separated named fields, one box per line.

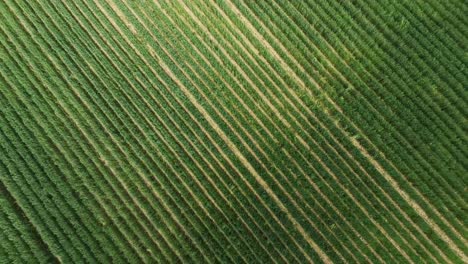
xmin=1 ymin=0 xmax=465 ymax=263
xmin=256 ymin=0 xmax=468 ymax=234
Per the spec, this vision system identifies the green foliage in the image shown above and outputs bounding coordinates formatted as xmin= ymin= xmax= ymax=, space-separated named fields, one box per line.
xmin=1 ymin=0 xmax=466 ymax=262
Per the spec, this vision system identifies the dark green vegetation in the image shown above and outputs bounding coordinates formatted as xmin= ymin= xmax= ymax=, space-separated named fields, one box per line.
xmin=0 ymin=0 xmax=467 ymax=263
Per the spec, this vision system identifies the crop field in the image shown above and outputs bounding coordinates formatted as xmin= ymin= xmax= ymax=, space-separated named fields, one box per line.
xmin=0 ymin=0 xmax=467 ymax=263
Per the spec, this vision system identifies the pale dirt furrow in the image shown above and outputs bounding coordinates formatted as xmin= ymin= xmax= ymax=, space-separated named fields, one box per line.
xmin=77 ymin=2 xmax=238 ymax=262
xmin=340 ymin=0 xmax=467 ymax=187
xmin=120 ymin=3 xmax=286 ymax=262
xmin=250 ymin=0 xmax=466 ymax=258
xmin=77 ymin=2 xmax=330 ymax=262
xmin=172 ymin=44 xmax=351 ymax=261
xmin=78 ymin=1 xmax=283 ymax=261
xmin=80 ymin=0 xmax=295 ymax=261
xmin=219 ymin=0 xmax=415 ymax=261
xmin=263 ymin=1 xmax=457 ymax=261
xmin=276 ymin=0 xmax=466 ymax=258
xmin=351 ymin=138 xmax=468 ymax=263
xmin=94 ymin=1 xmax=266 ymax=262
xmin=294 ymin=134 xmax=411 ymax=263
xmin=109 ymin=0 xmax=324 ymax=262
xmin=225 ymin=0 xmax=466 ymax=259
xmin=304 ymin=0 xmax=468 ymax=246
xmin=276 ymin=0 xmax=467 ymax=232
xmin=47 ymin=63 xmax=186 ymax=262
xmin=213 ymin=2 xmax=439 ymax=262
xmin=60 ymin=1 xmax=249 ymax=261
xmin=200 ymin=0 xmax=424 ymax=261
xmin=94 ymin=0 xmax=280 ymax=262
xmin=191 ymin=1 xmax=428 ymax=260
xmin=51 ymin=2 xmax=241 ymax=259
xmin=154 ymin=7 xmax=362 ymax=262
xmin=156 ymin=1 xmax=349 ymax=261
xmin=165 ymin=1 xmax=369 ymax=261
xmin=119 ymin=9 xmax=328 ymax=259
xmin=297 ymin=0 xmax=467 ymax=174
xmin=6 ymin=1 xmax=191 ymax=260
xmin=161 ymin=0 xmax=438 ymax=262
xmin=160 ymin=58 xmax=331 ymax=263
xmin=136 ymin=32 xmax=295 ymax=264
xmin=3 ymin=0 xmax=464 ymax=262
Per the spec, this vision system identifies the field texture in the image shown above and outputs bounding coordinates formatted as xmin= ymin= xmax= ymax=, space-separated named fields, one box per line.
xmin=1 ymin=0 xmax=467 ymax=263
